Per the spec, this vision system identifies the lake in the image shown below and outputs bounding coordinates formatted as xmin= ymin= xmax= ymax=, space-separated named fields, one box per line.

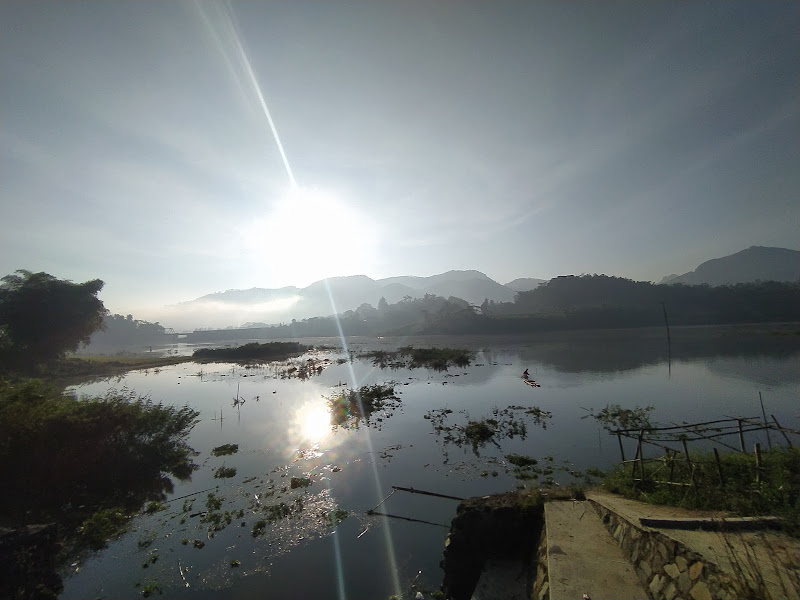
xmin=61 ymin=326 xmax=800 ymax=599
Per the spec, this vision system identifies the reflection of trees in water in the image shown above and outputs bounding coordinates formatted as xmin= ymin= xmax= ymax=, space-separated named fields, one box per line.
xmin=516 ymin=329 xmax=800 ymax=377
xmin=704 ymin=355 xmax=800 ymax=386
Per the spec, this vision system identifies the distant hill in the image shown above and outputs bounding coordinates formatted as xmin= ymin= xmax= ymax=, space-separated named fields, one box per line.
xmin=659 ymin=246 xmax=800 ymax=286
xmin=505 ymin=277 xmax=547 ymax=292
xmin=168 ymin=270 xmax=523 ymax=329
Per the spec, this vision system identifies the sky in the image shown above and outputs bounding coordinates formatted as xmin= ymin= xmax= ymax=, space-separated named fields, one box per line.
xmin=1 ymin=1 xmax=798 ymax=320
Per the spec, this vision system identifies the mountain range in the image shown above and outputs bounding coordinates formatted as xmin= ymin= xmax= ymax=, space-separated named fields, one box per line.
xmin=658 ymin=246 xmax=800 ymax=286
xmin=160 ymin=246 xmax=797 ymax=330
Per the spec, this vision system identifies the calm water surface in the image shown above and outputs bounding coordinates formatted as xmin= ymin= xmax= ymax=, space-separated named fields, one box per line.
xmin=62 ymin=328 xmax=800 ymax=599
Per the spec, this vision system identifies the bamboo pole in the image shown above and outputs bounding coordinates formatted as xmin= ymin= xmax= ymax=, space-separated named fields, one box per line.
xmin=759 ymin=392 xmax=772 ymax=450
xmin=737 ymin=419 xmax=745 ymax=452
xmin=713 ymin=448 xmax=725 ymax=486
xmin=616 ymin=417 xmax=759 ymax=433
xmin=638 ymin=430 xmax=646 ymax=482
xmin=754 ymin=443 xmax=762 ymax=484
xmin=771 ymin=415 xmax=793 ymax=448
xmin=668 ymin=449 xmax=676 ymax=483
xmin=682 ymin=438 xmax=694 ymax=490
xmin=391 ymin=486 xmax=464 ymax=501
xmin=617 ymin=432 xmax=626 ymax=463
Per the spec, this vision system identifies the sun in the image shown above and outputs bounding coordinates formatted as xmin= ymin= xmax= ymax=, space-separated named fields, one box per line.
xmin=241 ymin=186 xmax=380 ymax=286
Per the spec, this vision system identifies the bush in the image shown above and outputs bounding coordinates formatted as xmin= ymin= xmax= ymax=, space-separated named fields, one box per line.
xmin=0 ymin=379 xmax=200 ymax=521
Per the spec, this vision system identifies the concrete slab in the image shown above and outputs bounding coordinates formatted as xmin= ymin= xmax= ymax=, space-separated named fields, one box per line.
xmin=586 ymin=491 xmax=729 ymax=526
xmin=470 ymin=558 xmax=529 ymax=600
xmin=545 ymin=500 xmax=648 ymax=600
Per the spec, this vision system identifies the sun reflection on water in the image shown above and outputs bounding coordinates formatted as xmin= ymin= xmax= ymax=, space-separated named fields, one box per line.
xmin=294 ymin=398 xmax=333 ymax=444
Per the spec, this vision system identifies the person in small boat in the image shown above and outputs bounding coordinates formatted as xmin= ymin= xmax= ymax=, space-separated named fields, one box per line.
xmin=523 ymin=368 xmax=529 ymax=379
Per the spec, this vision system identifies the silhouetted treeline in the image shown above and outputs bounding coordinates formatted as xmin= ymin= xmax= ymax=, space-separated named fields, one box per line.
xmin=184 ymin=277 xmax=800 ymax=341
xmin=456 ymin=276 xmax=800 ymax=334
xmin=185 ymin=294 xmax=472 ymax=342
xmin=87 ymin=314 xmax=173 ymax=347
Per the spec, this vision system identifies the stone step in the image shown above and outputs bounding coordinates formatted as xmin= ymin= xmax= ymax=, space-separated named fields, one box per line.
xmin=544 ymin=500 xmax=648 ymax=600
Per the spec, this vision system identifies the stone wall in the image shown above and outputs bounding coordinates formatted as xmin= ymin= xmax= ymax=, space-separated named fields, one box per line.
xmin=531 ymin=527 xmax=549 ymax=600
xmin=589 ymin=501 xmax=743 ymax=600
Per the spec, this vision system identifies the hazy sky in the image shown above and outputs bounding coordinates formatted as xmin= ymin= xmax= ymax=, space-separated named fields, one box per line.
xmin=2 ymin=1 xmax=798 ymax=316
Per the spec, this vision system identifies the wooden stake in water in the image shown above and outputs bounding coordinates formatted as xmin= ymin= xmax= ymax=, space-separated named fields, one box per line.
xmin=754 ymin=442 xmax=762 ymax=484
xmin=713 ymin=448 xmax=725 ymax=486
xmin=771 ymin=415 xmax=793 ymax=449
xmin=759 ymin=392 xmax=772 ymax=450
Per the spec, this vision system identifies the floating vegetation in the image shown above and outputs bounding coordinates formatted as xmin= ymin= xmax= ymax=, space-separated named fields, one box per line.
xmin=464 ymin=420 xmax=496 ymax=445
xmin=193 ymin=342 xmax=308 ymax=362
xmin=78 ymin=508 xmax=130 ymax=550
xmin=206 ymin=493 xmax=222 ymax=511
xmin=324 ymin=509 xmax=349 ymax=527
xmin=211 ymin=443 xmax=239 ymax=457
xmin=506 ymin=454 xmax=538 ymax=468
xmin=327 ymin=384 xmax=400 ymax=428
xmin=251 ymin=520 xmax=267 ymax=537
xmin=137 ymin=531 xmax=158 ymax=549
xmin=582 ymin=403 xmax=654 ymax=431
xmin=140 ymin=581 xmax=162 ymax=597
xmin=200 ymin=509 xmax=233 ymax=532
xmin=290 ymin=476 xmax=312 ymax=489
xmin=213 ymin=466 xmax=237 ymax=479
xmin=144 ymin=501 xmax=166 ymax=514
xmin=400 ymin=346 xmax=473 ymax=370
xmin=426 ymin=405 xmax=551 ymax=457
xmin=357 ymin=346 xmax=473 ymax=370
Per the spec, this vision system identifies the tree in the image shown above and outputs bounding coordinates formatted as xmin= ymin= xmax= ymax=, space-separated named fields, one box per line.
xmin=0 ymin=270 xmax=107 ymax=366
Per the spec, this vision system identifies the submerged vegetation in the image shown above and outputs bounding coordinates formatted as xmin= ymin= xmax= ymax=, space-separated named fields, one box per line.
xmin=193 ymin=341 xmax=308 ymax=361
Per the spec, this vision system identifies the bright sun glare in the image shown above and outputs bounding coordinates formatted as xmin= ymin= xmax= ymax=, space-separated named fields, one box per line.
xmin=242 ymin=186 xmax=379 ymax=287
xmin=295 ymin=400 xmax=331 ymax=443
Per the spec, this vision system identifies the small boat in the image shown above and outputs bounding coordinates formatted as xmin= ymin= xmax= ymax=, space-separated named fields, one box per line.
xmin=523 ymin=377 xmax=540 ymax=387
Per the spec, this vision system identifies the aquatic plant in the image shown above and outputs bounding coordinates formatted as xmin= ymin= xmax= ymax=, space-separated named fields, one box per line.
xmin=211 ymin=443 xmax=239 ymax=456
xmin=399 ymin=346 xmax=474 ymax=370
xmin=213 ymin=466 xmax=237 ymax=479
xmin=327 ymin=384 xmax=400 ymax=428
xmin=192 ymin=341 xmax=307 ymax=361
xmin=583 ymin=403 xmax=654 ymax=431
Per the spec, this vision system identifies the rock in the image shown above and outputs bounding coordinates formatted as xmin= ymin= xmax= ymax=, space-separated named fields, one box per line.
xmin=690 ymin=581 xmax=712 ymax=600
xmin=677 ymin=572 xmax=692 ymax=594
xmin=663 ymin=581 xmax=678 ymax=600
xmin=649 ymin=574 xmax=664 ymax=596
xmin=675 ymin=555 xmax=688 ymax=572
xmin=664 ymin=563 xmax=681 ymax=579
xmin=689 ymin=561 xmax=703 ymax=580
xmin=658 ymin=542 xmax=669 ymax=561
xmin=638 ymin=559 xmax=652 ymax=579
xmin=537 ymin=580 xmax=549 ymax=600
